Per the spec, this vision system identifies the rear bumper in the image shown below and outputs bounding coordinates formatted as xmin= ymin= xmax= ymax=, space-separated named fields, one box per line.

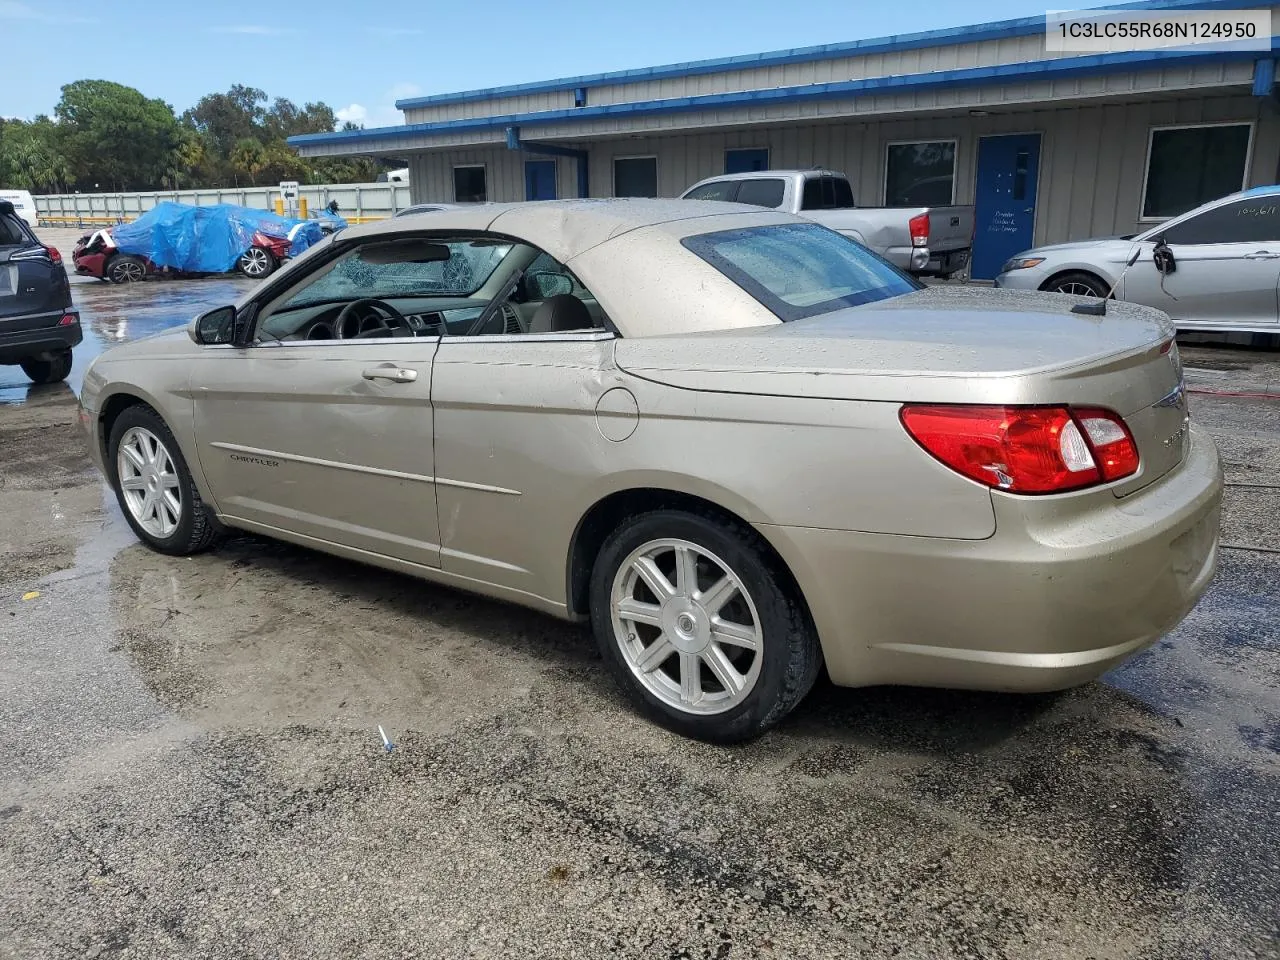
xmin=759 ymin=426 xmax=1223 ymax=692
xmin=887 ymin=246 xmax=971 ymax=275
xmin=0 ymin=312 xmax=82 ymax=363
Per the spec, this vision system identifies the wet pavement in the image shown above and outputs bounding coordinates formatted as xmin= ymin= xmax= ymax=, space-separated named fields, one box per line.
xmin=0 ymin=276 xmax=1278 ymax=959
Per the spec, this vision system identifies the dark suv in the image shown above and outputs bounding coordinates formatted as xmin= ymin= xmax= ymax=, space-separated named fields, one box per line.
xmin=0 ymin=200 xmax=81 ymax=384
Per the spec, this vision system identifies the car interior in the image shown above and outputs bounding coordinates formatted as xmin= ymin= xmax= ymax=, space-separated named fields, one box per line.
xmin=253 ymin=233 xmax=613 ymax=343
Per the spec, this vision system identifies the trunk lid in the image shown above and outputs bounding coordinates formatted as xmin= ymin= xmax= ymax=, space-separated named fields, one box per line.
xmin=0 ymin=212 xmax=69 ymax=323
xmin=924 ymin=206 xmax=975 ymax=253
xmin=615 ymin=286 xmax=1188 ymax=495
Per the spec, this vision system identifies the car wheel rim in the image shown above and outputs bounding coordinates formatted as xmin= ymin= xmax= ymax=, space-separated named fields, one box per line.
xmin=117 ymin=427 xmax=183 ymax=539
xmin=610 ymin=538 xmax=763 ymax=716
xmin=115 ymin=261 xmax=143 ymax=282
xmin=1057 ymin=281 xmax=1099 ymax=297
xmin=242 ymin=249 xmax=269 ymax=276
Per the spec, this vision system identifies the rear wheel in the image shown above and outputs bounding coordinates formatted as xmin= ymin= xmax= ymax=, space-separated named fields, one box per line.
xmin=237 ymin=246 xmax=276 ymax=279
xmin=589 ymin=509 xmax=822 ymax=743
xmin=107 ymin=254 xmax=147 ymax=284
xmin=108 ymin=405 xmax=223 ymax=556
xmin=20 ymin=349 xmax=72 ymax=385
xmin=1042 ymin=271 xmax=1108 ymax=298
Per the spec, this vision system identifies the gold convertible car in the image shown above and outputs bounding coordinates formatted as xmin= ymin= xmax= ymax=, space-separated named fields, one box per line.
xmin=78 ymin=199 xmax=1223 ymax=742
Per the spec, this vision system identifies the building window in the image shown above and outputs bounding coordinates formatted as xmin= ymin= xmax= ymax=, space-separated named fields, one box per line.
xmin=1142 ymin=123 xmax=1252 ymax=220
xmin=725 ymin=148 xmax=769 ymax=174
xmin=453 ymin=165 xmax=487 ymax=203
xmin=885 ymin=140 xmax=956 ymax=207
xmin=614 ymin=156 xmax=658 ymax=198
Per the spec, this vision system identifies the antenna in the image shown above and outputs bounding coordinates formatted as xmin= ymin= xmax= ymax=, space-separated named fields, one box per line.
xmin=1071 ymin=243 xmax=1144 ymax=316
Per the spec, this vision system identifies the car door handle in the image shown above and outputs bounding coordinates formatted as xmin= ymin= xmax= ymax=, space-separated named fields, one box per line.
xmin=1244 ymin=250 xmax=1280 ymax=259
xmin=362 ymin=364 xmax=417 ymax=383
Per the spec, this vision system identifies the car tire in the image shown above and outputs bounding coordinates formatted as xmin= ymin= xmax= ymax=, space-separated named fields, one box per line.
xmin=237 ymin=246 xmax=276 ymax=279
xmin=106 ymin=254 xmax=147 ymax=284
xmin=107 ymin=405 xmax=224 ymax=556
xmin=589 ymin=508 xmax=822 ymax=743
xmin=20 ymin=349 xmax=73 ymax=385
xmin=1042 ymin=271 xmax=1109 ymax=298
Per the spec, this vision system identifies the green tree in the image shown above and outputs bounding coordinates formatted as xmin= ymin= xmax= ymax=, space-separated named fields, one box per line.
xmin=181 ymin=85 xmax=267 ymax=162
xmin=229 ymin=137 xmax=267 ymax=186
xmin=55 ymin=80 xmax=182 ymax=190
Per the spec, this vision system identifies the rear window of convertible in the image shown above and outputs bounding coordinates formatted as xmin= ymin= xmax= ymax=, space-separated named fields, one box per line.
xmin=681 ymin=222 xmax=919 ymax=322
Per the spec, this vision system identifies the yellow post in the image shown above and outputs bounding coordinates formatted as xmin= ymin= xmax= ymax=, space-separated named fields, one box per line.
xmin=298 ymin=197 xmax=308 ymax=219
xmin=273 ymin=196 xmax=285 ymax=216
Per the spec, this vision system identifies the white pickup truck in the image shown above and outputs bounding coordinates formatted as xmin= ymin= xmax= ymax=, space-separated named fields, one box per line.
xmin=679 ymin=169 xmax=974 ymax=277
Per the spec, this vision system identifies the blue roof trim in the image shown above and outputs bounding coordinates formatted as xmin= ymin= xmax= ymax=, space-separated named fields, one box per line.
xmin=394 ymin=0 xmax=1271 ymax=109
xmin=292 ymin=43 xmax=1278 ymax=149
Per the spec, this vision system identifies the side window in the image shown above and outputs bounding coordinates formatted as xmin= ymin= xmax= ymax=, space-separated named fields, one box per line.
xmin=830 ymin=177 xmax=855 ymax=208
xmin=734 ymin=179 xmax=786 ymax=208
xmin=0 ymin=213 xmax=29 ymax=246
xmin=684 ymin=181 xmax=740 ymax=202
xmin=1161 ymin=199 xmax=1280 ymax=245
xmin=522 ymin=251 xmax=596 ymax=302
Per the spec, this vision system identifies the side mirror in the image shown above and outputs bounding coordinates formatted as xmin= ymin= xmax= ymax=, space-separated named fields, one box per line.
xmin=189 ymin=305 xmax=237 ymax=345
xmin=526 ymin=271 xmax=573 ymax=300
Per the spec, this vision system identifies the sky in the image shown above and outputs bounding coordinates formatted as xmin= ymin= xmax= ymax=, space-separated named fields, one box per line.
xmin=2 ymin=0 xmax=1114 ymax=126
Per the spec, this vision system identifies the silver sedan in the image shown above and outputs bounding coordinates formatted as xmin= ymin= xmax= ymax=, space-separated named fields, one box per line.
xmin=993 ymin=186 xmax=1280 ymax=334
xmin=77 ymin=199 xmax=1223 ymax=743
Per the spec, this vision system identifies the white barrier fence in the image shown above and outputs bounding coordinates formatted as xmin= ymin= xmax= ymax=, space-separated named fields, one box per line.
xmin=33 ymin=181 xmax=412 ymax=225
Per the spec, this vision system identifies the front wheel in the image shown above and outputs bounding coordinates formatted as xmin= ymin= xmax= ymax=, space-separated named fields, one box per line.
xmin=237 ymin=246 xmax=276 ymax=279
xmin=1042 ymin=271 xmax=1109 ymax=298
xmin=589 ymin=509 xmax=822 ymax=743
xmin=20 ymin=349 xmax=72 ymax=385
xmin=107 ymin=254 xmax=147 ymax=284
xmin=108 ymin=405 xmax=223 ymax=556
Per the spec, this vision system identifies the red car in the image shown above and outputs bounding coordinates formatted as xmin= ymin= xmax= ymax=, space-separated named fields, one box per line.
xmin=72 ymin=227 xmax=291 ymax=283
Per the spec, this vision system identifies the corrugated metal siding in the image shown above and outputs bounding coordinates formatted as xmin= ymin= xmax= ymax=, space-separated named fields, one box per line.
xmin=408 ymin=94 xmax=1278 ymax=248
xmin=409 ymin=149 xmax=581 ymax=204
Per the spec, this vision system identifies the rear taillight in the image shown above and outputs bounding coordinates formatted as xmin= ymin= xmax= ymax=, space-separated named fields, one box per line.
xmin=908 ymin=212 xmax=929 ymax=248
xmin=899 ymin=404 xmax=1140 ymax=495
xmin=46 ymin=245 xmax=62 ymax=264
xmin=58 ymin=313 xmax=78 ymax=327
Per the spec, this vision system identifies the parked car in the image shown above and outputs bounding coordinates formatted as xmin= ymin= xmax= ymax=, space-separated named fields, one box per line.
xmin=993 ymin=185 xmax=1280 ymax=334
xmin=680 ymin=169 xmax=975 ymax=277
xmin=78 ymin=199 xmax=1222 ymax=742
xmin=72 ymin=202 xmax=324 ymax=283
xmin=0 ymin=189 xmax=38 ymax=228
xmin=0 ymin=200 xmax=81 ymax=384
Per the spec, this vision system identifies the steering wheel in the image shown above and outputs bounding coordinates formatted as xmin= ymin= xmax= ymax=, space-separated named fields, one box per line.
xmin=334 ymin=298 xmax=411 ymax=340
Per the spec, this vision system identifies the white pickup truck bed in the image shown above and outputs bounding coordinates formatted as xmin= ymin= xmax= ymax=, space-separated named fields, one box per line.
xmin=679 ymin=169 xmax=974 ymax=277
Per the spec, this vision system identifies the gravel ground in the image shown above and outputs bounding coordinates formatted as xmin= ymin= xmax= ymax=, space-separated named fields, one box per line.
xmin=0 ymin=276 xmax=1277 ymax=960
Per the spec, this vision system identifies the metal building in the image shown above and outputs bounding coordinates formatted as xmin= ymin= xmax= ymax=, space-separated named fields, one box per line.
xmin=289 ymin=0 xmax=1280 ymax=278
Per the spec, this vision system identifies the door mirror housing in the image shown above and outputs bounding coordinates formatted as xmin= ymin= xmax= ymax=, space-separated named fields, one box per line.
xmin=190 ymin=305 xmax=237 ymax=345
xmin=1152 ymin=236 xmax=1177 ymax=276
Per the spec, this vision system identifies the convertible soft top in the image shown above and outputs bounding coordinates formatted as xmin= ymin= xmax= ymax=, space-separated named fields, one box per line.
xmin=111 ymin=202 xmax=324 ymax=274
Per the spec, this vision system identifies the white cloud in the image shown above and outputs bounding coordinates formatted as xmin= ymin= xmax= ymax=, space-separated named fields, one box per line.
xmin=335 ymin=103 xmax=368 ymax=126
xmin=0 ymin=1 xmax=94 ymax=23
xmin=208 ymin=24 xmax=292 ymax=35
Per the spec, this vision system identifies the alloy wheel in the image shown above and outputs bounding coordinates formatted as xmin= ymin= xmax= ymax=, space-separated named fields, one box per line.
xmin=112 ymin=260 xmax=145 ymax=282
xmin=1055 ymin=281 xmax=1100 ymax=297
xmin=116 ymin=426 xmax=183 ymax=538
xmin=610 ymin=538 xmax=763 ymax=715
xmin=241 ymin=247 xmax=271 ymax=277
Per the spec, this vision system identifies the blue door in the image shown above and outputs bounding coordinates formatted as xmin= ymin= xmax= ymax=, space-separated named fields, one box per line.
xmin=971 ymin=133 xmax=1041 ymax=280
xmin=725 ymin=148 xmax=769 ymax=174
xmin=525 ymin=160 xmax=557 ymax=200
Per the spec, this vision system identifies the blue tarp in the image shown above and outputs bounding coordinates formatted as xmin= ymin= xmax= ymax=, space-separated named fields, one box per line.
xmin=111 ymin=202 xmax=324 ymax=274
xmin=317 ymin=208 xmax=348 ymax=232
